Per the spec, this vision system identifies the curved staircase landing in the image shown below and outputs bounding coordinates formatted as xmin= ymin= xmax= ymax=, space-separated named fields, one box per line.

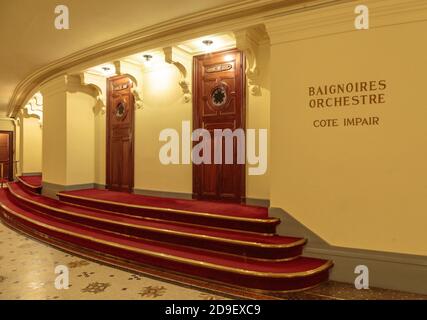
xmin=0 ymin=181 xmax=333 ymax=292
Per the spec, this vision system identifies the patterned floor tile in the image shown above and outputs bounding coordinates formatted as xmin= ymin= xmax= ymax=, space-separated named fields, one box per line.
xmin=0 ymin=221 xmax=426 ymax=300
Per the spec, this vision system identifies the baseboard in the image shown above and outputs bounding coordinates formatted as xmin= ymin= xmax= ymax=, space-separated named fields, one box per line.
xmin=44 ymin=182 xmax=270 ymax=206
xmin=133 ymin=188 xmax=193 ymax=200
xmin=270 ymin=207 xmax=427 ymax=295
xmin=21 ymin=172 xmax=42 ymax=177
xmin=96 ymin=185 xmax=269 ymax=206
xmin=42 ymin=182 xmax=96 ymax=199
xmin=245 ymin=198 xmax=270 ymax=207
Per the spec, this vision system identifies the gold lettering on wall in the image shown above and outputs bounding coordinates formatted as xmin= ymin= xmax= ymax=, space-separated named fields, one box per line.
xmin=308 ymin=80 xmax=387 ymax=128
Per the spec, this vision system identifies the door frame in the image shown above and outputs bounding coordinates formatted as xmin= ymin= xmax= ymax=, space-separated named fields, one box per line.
xmin=192 ymin=48 xmax=246 ymax=202
xmin=105 ymin=75 xmax=135 ymax=192
xmin=0 ymin=130 xmax=14 ymax=181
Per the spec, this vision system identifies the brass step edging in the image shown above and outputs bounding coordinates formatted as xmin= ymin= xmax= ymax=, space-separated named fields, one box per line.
xmin=0 ymin=203 xmax=333 ymax=279
xmin=57 ymin=191 xmax=280 ymax=224
xmin=16 ymin=177 xmax=42 ymax=190
xmin=0 ymin=218 xmax=328 ymax=295
xmin=52 ymin=199 xmax=277 ymax=237
xmin=8 ymin=184 xmax=304 ymax=249
xmin=26 ymin=203 xmax=302 ymax=263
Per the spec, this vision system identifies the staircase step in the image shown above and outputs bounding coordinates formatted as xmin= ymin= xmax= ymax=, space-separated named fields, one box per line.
xmin=16 ymin=175 xmax=42 ymax=194
xmin=58 ymin=189 xmax=280 ymax=234
xmin=8 ymin=182 xmax=305 ymax=260
xmin=0 ymin=189 xmax=332 ymax=291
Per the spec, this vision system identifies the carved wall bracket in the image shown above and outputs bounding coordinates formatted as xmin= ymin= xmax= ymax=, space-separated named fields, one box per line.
xmin=79 ymin=72 xmax=107 ymax=114
xmin=163 ymin=47 xmax=192 ymax=103
xmin=234 ymin=25 xmax=269 ymax=96
xmin=24 ymin=92 xmax=43 ymax=126
xmin=114 ymin=61 xmax=144 ymax=109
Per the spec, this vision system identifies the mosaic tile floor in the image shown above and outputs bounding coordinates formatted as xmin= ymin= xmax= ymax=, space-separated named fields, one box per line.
xmin=0 ymin=222 xmax=426 ymax=300
xmin=0 ymin=222 xmax=229 ymax=300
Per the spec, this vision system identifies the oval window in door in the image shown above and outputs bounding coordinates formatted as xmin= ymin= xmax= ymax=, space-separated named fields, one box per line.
xmin=211 ymin=86 xmax=227 ymax=108
xmin=115 ymin=101 xmax=127 ymax=119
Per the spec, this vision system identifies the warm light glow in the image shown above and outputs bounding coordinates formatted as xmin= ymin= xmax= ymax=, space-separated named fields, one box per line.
xmin=145 ymin=65 xmax=175 ymax=94
xmin=99 ymin=64 xmax=116 ymax=76
xmin=177 ymin=34 xmax=236 ymax=55
xmin=202 ymin=40 xmax=214 ymax=53
xmin=224 ymin=54 xmax=234 ymax=62
xmin=143 ymin=54 xmax=153 ymax=67
xmin=87 ymin=63 xmax=116 ymax=77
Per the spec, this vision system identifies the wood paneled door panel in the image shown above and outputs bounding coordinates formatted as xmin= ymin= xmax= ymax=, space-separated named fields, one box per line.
xmin=106 ymin=75 xmax=135 ymax=192
xmin=0 ymin=131 xmax=13 ymax=182
xmin=193 ymin=49 xmax=246 ymax=202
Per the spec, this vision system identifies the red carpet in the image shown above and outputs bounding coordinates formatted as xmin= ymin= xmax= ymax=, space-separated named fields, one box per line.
xmin=0 ymin=183 xmax=333 ymax=291
xmin=8 ymin=183 xmax=306 ymax=260
xmin=60 ymin=189 xmax=269 ymax=218
xmin=58 ymin=189 xmax=280 ymax=234
xmin=16 ymin=175 xmax=42 ymax=194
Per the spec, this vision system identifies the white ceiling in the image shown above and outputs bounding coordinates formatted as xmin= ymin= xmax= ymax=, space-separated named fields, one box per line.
xmin=178 ymin=33 xmax=236 ymax=55
xmin=0 ymin=0 xmax=245 ymax=116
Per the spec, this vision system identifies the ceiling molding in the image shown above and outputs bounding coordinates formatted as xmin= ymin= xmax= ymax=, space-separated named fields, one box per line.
xmin=265 ymin=0 xmax=427 ymax=45
xmin=7 ymin=0 xmax=343 ymax=117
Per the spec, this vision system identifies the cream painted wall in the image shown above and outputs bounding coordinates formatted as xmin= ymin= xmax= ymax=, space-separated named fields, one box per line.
xmin=0 ymin=121 xmax=14 ymax=131
xmin=135 ymin=59 xmax=193 ymax=194
xmin=269 ymin=19 xmax=427 ymax=255
xmin=246 ymin=43 xmax=270 ymax=200
xmin=66 ymin=91 xmax=96 ymax=185
xmin=94 ymin=109 xmax=106 ymax=186
xmin=42 ymin=89 xmax=67 ymax=185
xmin=41 ymin=76 xmax=96 ymax=187
xmin=21 ymin=116 xmax=42 ymax=174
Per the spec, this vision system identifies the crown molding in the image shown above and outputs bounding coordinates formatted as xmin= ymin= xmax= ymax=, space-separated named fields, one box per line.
xmin=265 ymin=0 xmax=427 ymax=45
xmin=7 ymin=0 xmax=344 ymax=118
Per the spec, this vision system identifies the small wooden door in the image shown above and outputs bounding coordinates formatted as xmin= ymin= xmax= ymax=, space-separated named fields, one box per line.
xmin=0 ymin=131 xmax=13 ymax=182
xmin=106 ymin=75 xmax=135 ymax=192
xmin=193 ymin=49 xmax=246 ymax=202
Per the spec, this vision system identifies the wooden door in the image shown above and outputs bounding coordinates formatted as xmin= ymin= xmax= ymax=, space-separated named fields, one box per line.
xmin=193 ymin=49 xmax=246 ymax=202
xmin=106 ymin=75 xmax=135 ymax=192
xmin=0 ymin=131 xmax=13 ymax=182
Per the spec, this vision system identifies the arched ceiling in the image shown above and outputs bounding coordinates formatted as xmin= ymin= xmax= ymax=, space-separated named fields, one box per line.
xmin=0 ymin=0 xmax=248 ymax=116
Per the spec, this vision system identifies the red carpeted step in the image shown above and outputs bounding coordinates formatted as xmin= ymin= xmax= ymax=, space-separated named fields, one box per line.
xmin=16 ymin=175 xmax=42 ymax=194
xmin=0 ymin=189 xmax=332 ymax=291
xmin=57 ymin=189 xmax=280 ymax=234
xmin=8 ymin=182 xmax=305 ymax=260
